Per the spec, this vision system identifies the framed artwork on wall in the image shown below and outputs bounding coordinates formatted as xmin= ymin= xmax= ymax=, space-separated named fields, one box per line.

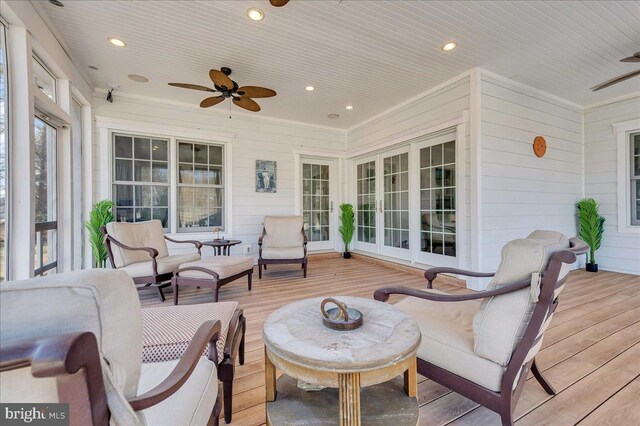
xmin=256 ymin=160 xmax=277 ymax=193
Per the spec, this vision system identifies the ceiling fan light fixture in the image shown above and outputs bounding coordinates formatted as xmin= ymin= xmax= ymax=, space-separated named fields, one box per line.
xmin=305 ymin=86 xmax=315 ymax=91
xmin=108 ymin=37 xmax=126 ymax=47
xmin=247 ymin=8 xmax=264 ymax=21
xmin=345 ymin=105 xmax=354 ymax=110
xmin=442 ymin=41 xmax=457 ymax=51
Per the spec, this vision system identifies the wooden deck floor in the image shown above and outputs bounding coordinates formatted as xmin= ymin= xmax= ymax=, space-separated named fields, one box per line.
xmin=140 ymin=254 xmax=640 ymax=426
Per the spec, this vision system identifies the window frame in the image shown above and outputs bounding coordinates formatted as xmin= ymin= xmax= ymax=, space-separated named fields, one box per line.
xmin=0 ymin=21 xmax=9 ymax=281
xmin=32 ymin=55 xmax=57 ymax=103
xmin=629 ymin=132 xmax=639 ymax=226
xmin=614 ymin=119 xmax=640 ymax=234
xmin=101 ymin=119 xmax=234 ymax=238
xmin=176 ymin=139 xmax=226 ymax=233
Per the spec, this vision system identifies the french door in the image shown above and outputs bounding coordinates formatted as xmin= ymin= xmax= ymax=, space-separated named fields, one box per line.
xmin=301 ymin=159 xmax=336 ymax=251
xmin=352 ymin=130 xmax=458 ymax=266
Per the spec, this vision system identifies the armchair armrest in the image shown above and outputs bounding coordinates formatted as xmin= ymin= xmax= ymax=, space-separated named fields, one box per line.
xmin=129 ymin=320 xmax=221 ymax=411
xmin=0 ymin=332 xmax=109 ymax=426
xmin=164 ymin=236 xmax=202 ymax=254
xmin=103 ymin=234 xmax=159 ymax=259
xmin=258 ymin=228 xmax=266 ymax=246
xmin=224 ymin=309 xmax=245 ymax=360
xmin=301 ymin=227 xmax=308 ymax=245
xmin=424 ymin=267 xmax=495 ymax=289
xmin=374 ymin=278 xmax=531 ymax=303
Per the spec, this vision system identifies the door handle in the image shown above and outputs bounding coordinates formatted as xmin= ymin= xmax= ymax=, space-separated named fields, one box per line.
xmin=379 ymin=200 xmax=383 ymax=213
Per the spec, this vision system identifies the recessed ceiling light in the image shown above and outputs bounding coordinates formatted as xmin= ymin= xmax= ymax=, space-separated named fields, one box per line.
xmin=49 ymin=0 xmax=64 ymax=7
xmin=327 ymin=114 xmax=340 ymax=119
xmin=247 ymin=8 xmax=264 ymax=21
xmin=88 ymin=65 xmax=99 ymax=71
xmin=108 ymin=37 xmax=126 ymax=47
xmin=442 ymin=41 xmax=457 ymax=51
xmin=128 ymin=74 xmax=149 ymax=83
xmin=305 ymin=86 xmax=315 ymax=91
xmin=345 ymin=105 xmax=354 ymax=110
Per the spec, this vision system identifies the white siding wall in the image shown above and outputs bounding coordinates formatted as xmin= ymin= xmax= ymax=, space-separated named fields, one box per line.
xmin=584 ymin=96 xmax=640 ymax=274
xmin=91 ymin=94 xmax=345 ymax=258
xmin=347 ymin=76 xmax=472 ymax=270
xmin=480 ymin=74 xmax=584 ymax=271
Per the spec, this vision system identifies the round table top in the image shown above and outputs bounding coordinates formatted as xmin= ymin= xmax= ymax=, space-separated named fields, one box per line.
xmin=263 ymin=296 xmax=421 ymax=373
xmin=201 ymin=239 xmax=242 ymax=247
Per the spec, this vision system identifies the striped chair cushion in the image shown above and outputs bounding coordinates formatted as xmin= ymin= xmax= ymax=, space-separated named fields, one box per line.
xmin=142 ymin=302 xmax=239 ymax=364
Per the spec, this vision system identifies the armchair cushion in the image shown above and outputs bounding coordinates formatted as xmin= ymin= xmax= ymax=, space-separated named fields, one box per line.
xmin=106 ymin=220 xmax=170 ymax=268
xmin=141 ymin=302 xmax=239 ymax=363
xmin=262 ymin=246 xmax=305 ymax=260
xmin=262 ymin=216 xmax=304 ymax=248
xmin=472 ymin=231 xmax=569 ymax=366
xmin=138 ymin=358 xmax=218 ymax=426
xmin=395 ymin=291 xmax=505 ymax=392
xmin=122 ymin=253 xmax=200 ymax=278
xmin=177 ymin=256 xmax=254 ymax=280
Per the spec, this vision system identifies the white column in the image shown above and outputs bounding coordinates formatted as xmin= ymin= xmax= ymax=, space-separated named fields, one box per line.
xmin=7 ymin=26 xmax=35 ymax=279
xmin=469 ymin=67 xmax=484 ymax=290
xmin=57 ymin=79 xmax=72 ymax=272
xmin=81 ymin=104 xmax=93 ymax=269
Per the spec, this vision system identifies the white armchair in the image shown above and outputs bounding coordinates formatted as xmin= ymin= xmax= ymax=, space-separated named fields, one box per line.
xmin=102 ymin=220 xmax=202 ymax=301
xmin=0 ymin=269 xmax=222 ymax=426
xmin=258 ymin=215 xmax=308 ymax=279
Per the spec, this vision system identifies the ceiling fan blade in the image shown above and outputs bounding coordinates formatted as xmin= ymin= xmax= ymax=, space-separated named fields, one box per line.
xmin=591 ymin=69 xmax=640 ymax=91
xmin=200 ymin=96 xmax=225 ymax=108
xmin=168 ymin=83 xmax=216 ymax=92
xmin=236 ymin=86 xmax=277 ymax=98
xmin=233 ymin=97 xmax=261 ymax=112
xmin=620 ymin=52 xmax=640 ymax=63
xmin=270 ymin=0 xmax=289 ymax=6
xmin=209 ymin=69 xmax=235 ymax=91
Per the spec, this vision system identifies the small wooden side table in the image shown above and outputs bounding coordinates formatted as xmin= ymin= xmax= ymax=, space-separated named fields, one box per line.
xmin=201 ymin=239 xmax=242 ymax=256
xmin=263 ymin=296 xmax=421 ymax=426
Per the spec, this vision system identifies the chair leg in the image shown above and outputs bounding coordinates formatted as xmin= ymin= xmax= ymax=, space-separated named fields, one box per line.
xmin=248 ymin=271 xmax=252 ymax=291
xmin=173 ymin=284 xmax=179 ymax=305
xmin=264 ymin=264 xmax=267 ymax=270
xmin=155 ymin=285 xmax=165 ymax=302
xmin=214 ymin=285 xmax=219 ymax=303
xmin=223 ymin=379 xmax=233 ymax=423
xmin=258 ymin=262 xmax=263 ymax=279
xmin=239 ymin=323 xmax=246 ymax=366
xmin=500 ymin=411 xmax=513 ymax=426
xmin=303 ymin=260 xmax=308 ymax=278
xmin=532 ymin=359 xmax=556 ymax=395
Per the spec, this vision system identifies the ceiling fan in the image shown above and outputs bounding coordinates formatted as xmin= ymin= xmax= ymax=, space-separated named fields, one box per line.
xmin=591 ymin=52 xmax=640 ymax=91
xmin=269 ymin=0 xmax=289 ymax=6
xmin=168 ymin=67 xmax=276 ymax=112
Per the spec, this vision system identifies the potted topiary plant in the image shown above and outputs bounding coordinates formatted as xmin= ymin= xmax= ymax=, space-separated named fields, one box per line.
xmin=338 ymin=203 xmax=355 ymax=259
xmin=576 ymin=198 xmax=605 ymax=272
xmin=85 ymin=200 xmax=114 ymax=268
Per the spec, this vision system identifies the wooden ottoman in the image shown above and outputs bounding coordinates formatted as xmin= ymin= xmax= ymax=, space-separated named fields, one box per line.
xmin=172 ymin=255 xmax=254 ymax=304
xmin=142 ymin=302 xmax=246 ymax=424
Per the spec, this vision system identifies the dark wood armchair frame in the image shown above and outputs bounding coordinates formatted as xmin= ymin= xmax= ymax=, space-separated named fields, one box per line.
xmin=101 ymin=226 xmax=203 ymax=302
xmin=374 ymin=238 xmax=588 ymax=426
xmin=172 ymin=265 xmax=253 ymax=304
xmin=257 ymin=225 xmax=308 ymax=279
xmin=0 ymin=320 xmax=223 ymax=426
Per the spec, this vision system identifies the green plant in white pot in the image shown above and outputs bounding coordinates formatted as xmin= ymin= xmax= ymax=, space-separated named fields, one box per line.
xmin=576 ymin=198 xmax=605 ymax=272
xmin=85 ymin=200 xmax=114 ymax=268
xmin=338 ymin=203 xmax=355 ymax=259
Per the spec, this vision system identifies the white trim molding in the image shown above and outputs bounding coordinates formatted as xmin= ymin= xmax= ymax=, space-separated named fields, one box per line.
xmin=613 ymin=118 xmax=640 ymax=234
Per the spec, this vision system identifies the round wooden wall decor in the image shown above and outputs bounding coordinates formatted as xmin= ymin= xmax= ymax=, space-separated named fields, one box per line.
xmin=533 ymin=136 xmax=547 ymax=158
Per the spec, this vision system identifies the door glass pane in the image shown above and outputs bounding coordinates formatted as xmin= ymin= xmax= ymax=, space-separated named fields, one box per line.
xmin=420 ymin=139 xmax=456 ymax=257
xmin=383 ymin=153 xmax=409 ymax=249
xmin=302 ymin=163 xmax=330 ymax=242
xmin=0 ymin=26 xmax=7 ymax=280
xmin=34 ymin=116 xmax=57 ymax=275
xmin=32 ymin=57 xmax=56 ymax=102
xmin=356 ymin=161 xmax=376 ymax=244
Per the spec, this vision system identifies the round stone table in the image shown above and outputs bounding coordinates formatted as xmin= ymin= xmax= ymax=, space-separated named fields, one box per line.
xmin=263 ymin=296 xmax=421 ymax=426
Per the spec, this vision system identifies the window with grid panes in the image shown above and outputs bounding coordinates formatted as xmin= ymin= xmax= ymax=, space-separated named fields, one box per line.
xmin=383 ymin=153 xmax=409 ymax=249
xmin=302 ymin=163 xmax=330 ymax=242
xmin=177 ymin=141 xmax=224 ymax=232
xmin=420 ymin=140 xmax=456 ymax=256
xmin=631 ymin=132 xmax=640 ymax=226
xmin=112 ymin=134 xmax=169 ymax=227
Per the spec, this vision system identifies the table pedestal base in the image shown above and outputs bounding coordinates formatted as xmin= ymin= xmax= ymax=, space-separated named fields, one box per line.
xmin=266 ymin=375 xmax=418 ymax=426
xmin=339 ymin=372 xmax=361 ymax=426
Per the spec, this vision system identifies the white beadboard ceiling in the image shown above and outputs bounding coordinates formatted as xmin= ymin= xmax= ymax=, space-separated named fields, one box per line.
xmin=36 ymin=0 xmax=640 ymax=129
